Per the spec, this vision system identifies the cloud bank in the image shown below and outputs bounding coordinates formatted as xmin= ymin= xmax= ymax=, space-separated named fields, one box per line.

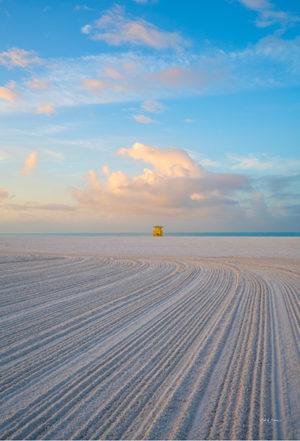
xmin=74 ymin=142 xmax=249 ymax=217
xmin=0 ymin=30 xmax=299 ymax=115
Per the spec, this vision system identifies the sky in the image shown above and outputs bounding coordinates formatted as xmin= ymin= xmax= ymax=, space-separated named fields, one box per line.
xmin=0 ymin=0 xmax=299 ymax=233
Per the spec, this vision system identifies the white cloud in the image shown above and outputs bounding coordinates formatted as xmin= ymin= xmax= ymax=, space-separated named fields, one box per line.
xmin=36 ymin=104 xmax=55 ymax=115
xmin=0 ymin=48 xmax=42 ymax=68
xmin=133 ymin=114 xmax=156 ymax=124
xmin=81 ymin=5 xmax=189 ymax=50
xmin=25 ymin=78 xmax=51 ymax=90
xmin=253 ymin=35 xmax=300 ymax=64
xmin=20 ymin=151 xmax=39 ymax=176
xmin=102 ymin=67 xmax=124 ymax=80
xmin=81 ymin=24 xmax=92 ymax=34
xmin=118 ymin=143 xmax=203 ymax=178
xmin=74 ymin=4 xmax=94 ymax=11
xmin=238 ymin=0 xmax=300 ymax=29
xmin=0 ymin=150 xmax=8 ymax=161
xmin=6 ymin=80 xmax=16 ymax=89
xmin=0 ymin=32 xmax=299 ymax=116
xmin=43 ymin=149 xmax=64 ymax=162
xmin=239 ymin=0 xmax=271 ymax=10
xmin=229 ymin=154 xmax=273 ymax=170
xmin=228 ymin=154 xmax=300 ymax=172
xmin=74 ymin=143 xmax=249 ymax=217
xmin=141 ymin=99 xmax=164 ymax=113
xmin=200 ymin=159 xmax=220 ymax=167
xmin=184 ymin=118 xmax=195 ymax=123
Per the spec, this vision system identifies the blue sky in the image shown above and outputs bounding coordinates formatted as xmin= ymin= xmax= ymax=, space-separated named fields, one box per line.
xmin=0 ymin=0 xmax=299 ymax=232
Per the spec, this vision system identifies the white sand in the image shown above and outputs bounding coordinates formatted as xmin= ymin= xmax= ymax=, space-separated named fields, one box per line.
xmin=0 ymin=236 xmax=299 ymax=440
xmin=0 ymin=234 xmax=300 ymax=258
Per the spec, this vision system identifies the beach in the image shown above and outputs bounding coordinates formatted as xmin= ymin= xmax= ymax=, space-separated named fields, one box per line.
xmin=0 ymin=236 xmax=299 ymax=440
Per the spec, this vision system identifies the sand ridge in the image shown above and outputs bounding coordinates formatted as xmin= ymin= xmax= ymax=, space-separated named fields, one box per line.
xmin=0 ymin=238 xmax=299 ymax=440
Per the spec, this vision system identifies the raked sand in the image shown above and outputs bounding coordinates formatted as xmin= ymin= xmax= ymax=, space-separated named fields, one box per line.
xmin=0 ymin=236 xmax=299 ymax=440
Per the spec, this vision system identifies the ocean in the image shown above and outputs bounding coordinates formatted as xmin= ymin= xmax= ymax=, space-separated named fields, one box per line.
xmin=1 ymin=232 xmax=299 ymax=237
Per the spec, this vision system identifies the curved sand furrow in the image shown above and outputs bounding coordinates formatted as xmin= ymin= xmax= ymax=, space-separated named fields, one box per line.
xmin=39 ymin=264 xmax=234 ymax=440
xmin=266 ymin=273 xmax=300 ymax=440
xmin=0 ymin=262 xmax=225 ymax=438
xmin=0 ymin=257 xmax=155 ymax=346
xmin=0 ymin=259 xmax=182 ymax=394
xmin=0 ymin=256 xmax=93 ymax=291
xmin=0 ymin=252 xmax=299 ymax=440
xmin=0 ymin=262 xmax=209 ymax=436
xmin=193 ymin=274 xmax=259 ymax=440
xmin=0 ymin=260 xmax=197 ymax=410
xmin=118 ymin=265 xmax=242 ymax=440
xmin=166 ymin=270 xmax=255 ymax=440
xmin=78 ymin=266 xmax=231 ymax=440
xmin=0 ymin=256 xmax=146 ymax=306
xmin=0 ymin=257 xmax=142 ymax=309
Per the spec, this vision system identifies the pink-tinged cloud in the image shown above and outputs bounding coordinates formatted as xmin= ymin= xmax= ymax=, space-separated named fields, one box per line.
xmin=147 ymin=66 xmax=198 ymax=87
xmin=82 ymin=77 xmax=125 ymax=95
xmin=0 ymin=48 xmax=42 ymax=68
xmin=102 ymin=67 xmax=124 ymax=80
xmin=118 ymin=142 xmax=203 ymax=177
xmin=102 ymin=165 xmax=110 ymax=176
xmin=25 ymin=78 xmax=51 ymax=90
xmin=118 ymin=143 xmax=203 ymax=178
xmin=133 ymin=114 xmax=155 ymax=124
xmin=0 ymin=187 xmax=8 ymax=202
xmin=74 ymin=143 xmax=249 ymax=217
xmin=20 ymin=152 xmax=39 ymax=176
xmin=81 ymin=5 xmax=189 ymax=50
xmin=0 ymin=86 xmax=19 ymax=103
xmin=82 ymin=78 xmax=109 ymax=90
xmin=190 ymin=193 xmax=205 ymax=201
xmin=36 ymin=104 xmax=55 ymax=115
xmin=146 ymin=65 xmax=224 ymax=91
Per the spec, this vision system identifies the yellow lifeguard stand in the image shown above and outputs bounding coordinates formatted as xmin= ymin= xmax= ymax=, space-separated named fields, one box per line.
xmin=153 ymin=226 xmax=163 ymax=236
